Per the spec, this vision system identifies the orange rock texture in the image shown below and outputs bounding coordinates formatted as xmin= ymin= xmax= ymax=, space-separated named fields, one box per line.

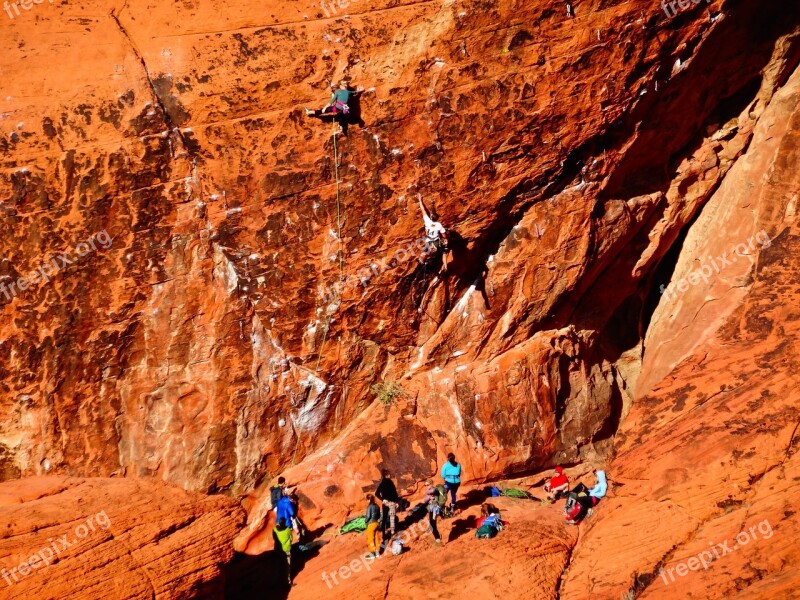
xmin=0 ymin=476 xmax=245 ymax=598
xmin=1 ymin=0 xmax=800 ymax=597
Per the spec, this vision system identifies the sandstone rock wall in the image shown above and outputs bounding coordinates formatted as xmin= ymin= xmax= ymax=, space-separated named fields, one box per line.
xmin=0 ymin=476 xmax=246 ymax=598
xmin=2 ymin=3 xmax=800 ymax=596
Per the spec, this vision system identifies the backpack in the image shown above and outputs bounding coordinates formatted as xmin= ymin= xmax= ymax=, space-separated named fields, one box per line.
xmin=270 ymin=485 xmax=283 ymax=508
xmin=564 ymin=493 xmax=578 ymax=515
xmin=435 ymin=485 xmax=448 ymax=507
xmin=476 ymin=524 xmax=498 ymax=539
xmin=390 ymin=539 xmax=404 ymax=555
xmin=483 ymin=486 xmax=502 ymax=497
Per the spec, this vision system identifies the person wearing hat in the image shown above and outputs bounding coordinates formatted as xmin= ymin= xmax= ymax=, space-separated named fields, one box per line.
xmin=544 ymin=466 xmax=570 ymax=501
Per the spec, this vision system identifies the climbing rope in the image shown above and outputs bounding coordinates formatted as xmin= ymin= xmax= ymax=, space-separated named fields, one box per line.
xmin=313 ymin=123 xmax=345 ymax=374
xmin=332 ymin=121 xmax=344 ymax=281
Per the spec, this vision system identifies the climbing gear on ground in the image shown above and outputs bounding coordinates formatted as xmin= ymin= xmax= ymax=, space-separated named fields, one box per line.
xmin=503 ymin=488 xmax=531 ymax=499
xmin=340 ymin=516 xmax=367 ymax=534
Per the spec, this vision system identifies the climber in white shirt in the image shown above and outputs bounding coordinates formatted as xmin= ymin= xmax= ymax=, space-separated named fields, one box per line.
xmin=418 ymin=194 xmax=449 ymax=271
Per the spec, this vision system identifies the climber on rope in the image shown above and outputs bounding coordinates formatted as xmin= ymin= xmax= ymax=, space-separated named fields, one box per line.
xmin=417 ymin=194 xmax=449 ymax=270
xmin=304 ymin=79 xmax=364 ymax=134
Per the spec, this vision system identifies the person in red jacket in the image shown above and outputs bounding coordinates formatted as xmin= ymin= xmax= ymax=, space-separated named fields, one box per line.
xmin=545 ymin=466 xmax=569 ymax=501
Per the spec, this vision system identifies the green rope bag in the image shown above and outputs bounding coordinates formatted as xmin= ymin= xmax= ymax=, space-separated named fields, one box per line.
xmin=339 ymin=516 xmax=367 ymax=534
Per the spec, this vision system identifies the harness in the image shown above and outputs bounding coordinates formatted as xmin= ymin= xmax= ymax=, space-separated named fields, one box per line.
xmin=332 ymin=100 xmax=350 ymax=114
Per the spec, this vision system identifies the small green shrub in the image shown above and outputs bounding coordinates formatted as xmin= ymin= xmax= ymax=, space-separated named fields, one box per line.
xmin=370 ymin=381 xmax=406 ymax=405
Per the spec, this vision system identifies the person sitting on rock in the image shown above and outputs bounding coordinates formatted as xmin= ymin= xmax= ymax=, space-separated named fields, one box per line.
xmin=476 ymin=503 xmax=503 ymax=538
xmin=588 ymin=469 xmax=607 ymax=502
xmin=375 ymin=469 xmax=401 ymax=542
xmin=304 ymin=79 xmax=363 ymax=134
xmin=564 ymin=470 xmax=607 ymax=524
xmin=273 ymin=518 xmax=294 ymax=586
xmin=544 ymin=466 xmax=570 ymax=501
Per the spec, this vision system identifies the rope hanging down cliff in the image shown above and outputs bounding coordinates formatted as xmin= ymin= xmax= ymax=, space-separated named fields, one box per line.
xmin=313 ymin=123 xmax=345 ymax=375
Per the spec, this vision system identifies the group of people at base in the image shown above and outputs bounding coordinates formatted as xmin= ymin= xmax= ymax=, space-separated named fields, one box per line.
xmin=544 ymin=467 xmax=608 ymax=524
xmin=268 ymin=461 xmax=606 ymax=585
xmin=365 ymin=453 xmax=462 ymax=555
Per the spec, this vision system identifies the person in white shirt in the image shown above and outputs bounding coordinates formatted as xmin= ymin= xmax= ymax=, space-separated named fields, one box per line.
xmin=418 ymin=195 xmax=449 ymax=271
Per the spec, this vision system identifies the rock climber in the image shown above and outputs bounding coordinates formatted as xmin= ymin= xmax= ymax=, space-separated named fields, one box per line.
xmin=418 ymin=194 xmax=449 ymax=271
xmin=544 ymin=466 xmax=570 ymax=501
xmin=375 ymin=469 xmax=401 ymax=543
xmin=423 ymin=479 xmax=443 ymax=544
xmin=304 ymin=79 xmax=364 ymax=134
xmin=364 ymin=494 xmax=381 ymax=558
xmin=441 ymin=452 xmax=462 ymax=515
xmin=272 ymin=517 xmax=294 ymax=586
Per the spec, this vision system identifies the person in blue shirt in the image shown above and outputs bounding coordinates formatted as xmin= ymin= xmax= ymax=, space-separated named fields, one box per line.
xmin=275 ymin=493 xmax=295 ymax=529
xmin=440 ymin=453 xmax=462 ymax=513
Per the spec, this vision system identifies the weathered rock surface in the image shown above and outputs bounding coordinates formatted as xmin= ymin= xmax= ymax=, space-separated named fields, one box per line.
xmin=5 ymin=0 xmax=797 ymax=499
xmin=2 ymin=0 xmax=800 ymax=597
xmin=0 ymin=476 xmax=246 ymax=599
xmin=560 ymin=49 xmax=800 ymax=600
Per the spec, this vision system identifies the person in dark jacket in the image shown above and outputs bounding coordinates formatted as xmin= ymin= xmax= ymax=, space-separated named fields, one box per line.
xmin=365 ymin=494 xmax=381 ymax=557
xmin=375 ymin=469 xmax=400 ymax=541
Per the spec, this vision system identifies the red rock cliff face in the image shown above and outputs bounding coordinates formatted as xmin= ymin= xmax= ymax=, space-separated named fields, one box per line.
xmin=2 ymin=1 xmax=800 ymax=596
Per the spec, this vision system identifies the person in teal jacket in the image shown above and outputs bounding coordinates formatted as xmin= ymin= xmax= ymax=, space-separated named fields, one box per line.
xmin=441 ymin=453 xmax=462 ymax=513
